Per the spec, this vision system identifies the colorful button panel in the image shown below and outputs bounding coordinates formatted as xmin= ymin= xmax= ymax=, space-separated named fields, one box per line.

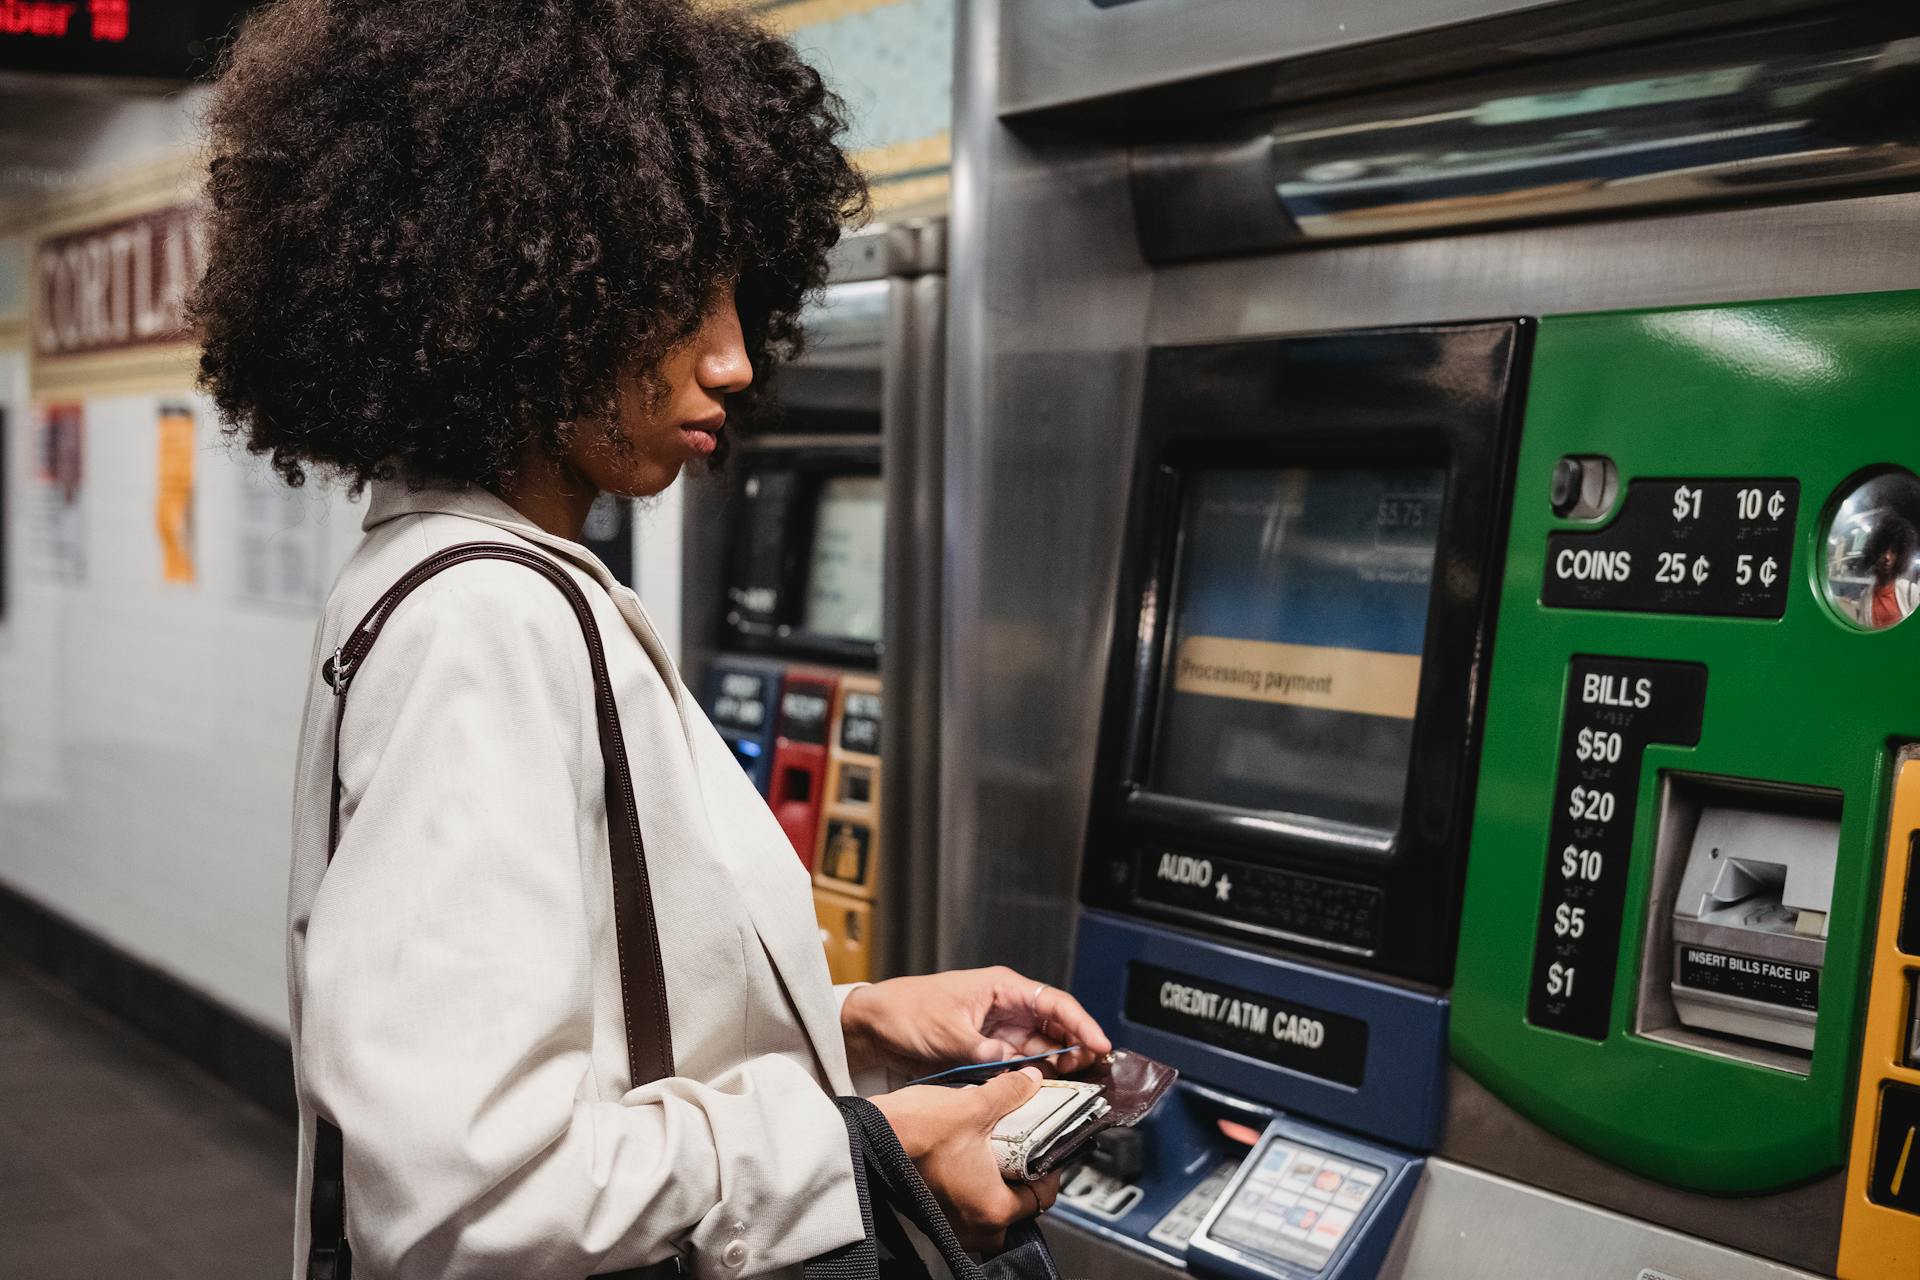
xmin=1207 ymin=1141 xmax=1384 ymax=1272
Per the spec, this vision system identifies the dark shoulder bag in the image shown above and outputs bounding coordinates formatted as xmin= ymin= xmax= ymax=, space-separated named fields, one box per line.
xmin=307 ymin=542 xmax=1062 ymax=1280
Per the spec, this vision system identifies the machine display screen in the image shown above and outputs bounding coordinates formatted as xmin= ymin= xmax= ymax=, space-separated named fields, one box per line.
xmin=803 ymin=475 xmax=885 ymax=642
xmin=1150 ymin=468 xmax=1443 ymax=833
xmin=1207 ymin=1140 xmax=1386 ymax=1271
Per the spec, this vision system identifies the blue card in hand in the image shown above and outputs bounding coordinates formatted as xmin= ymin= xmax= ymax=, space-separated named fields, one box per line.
xmin=906 ymin=1047 xmax=1082 ymax=1087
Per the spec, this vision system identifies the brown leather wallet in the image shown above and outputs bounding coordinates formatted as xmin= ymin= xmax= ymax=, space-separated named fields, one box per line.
xmin=1024 ymin=1049 xmax=1179 ymax=1180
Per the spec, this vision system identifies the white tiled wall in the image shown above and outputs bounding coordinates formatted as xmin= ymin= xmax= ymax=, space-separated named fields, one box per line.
xmin=0 ymin=376 xmax=688 ymax=1034
xmin=0 ymin=367 xmax=362 ymax=1032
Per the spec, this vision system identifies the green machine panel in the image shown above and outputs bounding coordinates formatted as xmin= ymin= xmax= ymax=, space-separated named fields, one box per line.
xmin=1452 ymin=290 xmax=1920 ymax=1194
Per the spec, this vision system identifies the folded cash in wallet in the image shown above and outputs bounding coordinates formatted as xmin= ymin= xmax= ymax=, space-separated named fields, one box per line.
xmin=987 ymin=1050 xmax=1178 ymax=1182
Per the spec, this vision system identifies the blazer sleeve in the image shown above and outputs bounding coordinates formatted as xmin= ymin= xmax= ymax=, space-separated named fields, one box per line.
xmin=299 ymin=562 xmax=863 ymax=1280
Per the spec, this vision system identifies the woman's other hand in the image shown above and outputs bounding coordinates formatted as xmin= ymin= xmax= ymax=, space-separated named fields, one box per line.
xmin=842 ymin=967 xmax=1113 ymax=1078
xmin=872 ymin=1070 xmax=1063 ymax=1251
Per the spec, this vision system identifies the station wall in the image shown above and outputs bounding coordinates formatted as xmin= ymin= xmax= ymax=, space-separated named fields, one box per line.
xmin=0 ymin=0 xmax=951 ymax=1037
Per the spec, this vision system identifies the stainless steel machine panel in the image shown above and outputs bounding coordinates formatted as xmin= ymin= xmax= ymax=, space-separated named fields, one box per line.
xmin=1377 ymin=1160 xmax=1825 ymax=1280
xmin=951 ymin=1 xmax=1920 ymax=1274
xmin=997 ymin=0 xmax=1829 ymax=118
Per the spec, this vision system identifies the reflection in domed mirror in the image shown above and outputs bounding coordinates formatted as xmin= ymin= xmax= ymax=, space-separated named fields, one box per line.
xmin=1823 ymin=470 xmax=1920 ymax=630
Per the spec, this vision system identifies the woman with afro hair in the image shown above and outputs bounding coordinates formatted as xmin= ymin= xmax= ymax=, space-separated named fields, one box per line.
xmin=192 ymin=2 xmax=1109 ymax=1276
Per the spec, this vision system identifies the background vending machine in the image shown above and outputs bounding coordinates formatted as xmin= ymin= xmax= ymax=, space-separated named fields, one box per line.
xmin=945 ymin=1 xmax=1920 ymax=1277
xmin=682 ymin=216 xmax=947 ymax=980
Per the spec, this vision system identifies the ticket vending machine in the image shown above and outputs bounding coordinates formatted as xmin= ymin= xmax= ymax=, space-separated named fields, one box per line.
xmin=944 ymin=3 xmax=1920 ymax=1279
xmin=684 ymin=216 xmax=946 ymax=980
xmin=1053 ymin=323 xmax=1528 ymax=1269
xmin=1432 ymin=291 xmax=1920 ymax=1279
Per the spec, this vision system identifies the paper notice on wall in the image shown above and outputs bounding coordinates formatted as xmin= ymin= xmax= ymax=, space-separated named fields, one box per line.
xmin=154 ymin=402 xmax=195 ymax=584
xmin=29 ymin=402 xmax=85 ymax=582
xmin=236 ymin=460 xmax=330 ymax=610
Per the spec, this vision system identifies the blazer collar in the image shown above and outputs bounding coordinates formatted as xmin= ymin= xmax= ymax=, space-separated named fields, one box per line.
xmin=362 ymin=477 xmax=678 ymax=683
xmin=364 ymin=477 xmax=855 ymax=1092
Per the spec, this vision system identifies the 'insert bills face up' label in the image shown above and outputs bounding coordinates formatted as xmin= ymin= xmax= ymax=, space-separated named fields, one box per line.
xmin=1676 ymin=945 xmax=1819 ymax=1012
xmin=1125 ymin=962 xmax=1367 ymax=1086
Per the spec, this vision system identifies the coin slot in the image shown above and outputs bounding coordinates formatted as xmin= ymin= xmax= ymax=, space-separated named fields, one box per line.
xmin=1549 ymin=454 xmax=1618 ymax=521
xmin=1635 ymin=773 xmax=1842 ymax=1074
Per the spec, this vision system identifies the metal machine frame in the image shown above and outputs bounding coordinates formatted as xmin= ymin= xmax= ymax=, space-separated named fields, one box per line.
xmin=945 ymin=2 xmax=1920 ymax=1277
xmin=683 ymin=216 xmax=947 ymax=979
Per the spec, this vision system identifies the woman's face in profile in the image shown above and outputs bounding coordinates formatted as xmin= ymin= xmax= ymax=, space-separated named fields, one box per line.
xmin=574 ymin=283 xmax=753 ymax=498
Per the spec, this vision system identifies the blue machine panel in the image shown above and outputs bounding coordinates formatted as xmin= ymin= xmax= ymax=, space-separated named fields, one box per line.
xmin=705 ymin=655 xmax=784 ymax=796
xmin=1071 ymin=912 xmax=1448 ymax=1151
xmin=1055 ymin=1078 xmax=1275 ymax=1266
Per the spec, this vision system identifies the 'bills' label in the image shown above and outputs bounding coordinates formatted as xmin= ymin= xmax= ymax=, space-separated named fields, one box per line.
xmin=1527 ymin=657 xmax=1707 ymax=1040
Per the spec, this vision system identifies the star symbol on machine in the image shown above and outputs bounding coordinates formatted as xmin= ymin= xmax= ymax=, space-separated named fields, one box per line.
xmin=1215 ymin=875 xmax=1234 ymax=902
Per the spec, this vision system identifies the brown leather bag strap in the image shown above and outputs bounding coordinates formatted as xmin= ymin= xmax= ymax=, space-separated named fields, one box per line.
xmin=307 ymin=541 xmax=675 ymax=1280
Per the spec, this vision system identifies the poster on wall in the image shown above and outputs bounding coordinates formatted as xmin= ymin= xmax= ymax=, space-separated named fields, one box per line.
xmin=154 ymin=401 xmax=195 ymax=584
xmin=236 ymin=460 xmax=329 ymax=611
xmin=30 ymin=402 xmax=84 ymax=582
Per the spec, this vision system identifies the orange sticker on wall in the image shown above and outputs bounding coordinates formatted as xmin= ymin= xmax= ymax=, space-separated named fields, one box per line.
xmin=155 ymin=403 xmax=195 ymax=585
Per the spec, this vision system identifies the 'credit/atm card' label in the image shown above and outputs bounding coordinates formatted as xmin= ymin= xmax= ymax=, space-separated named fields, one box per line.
xmin=1677 ymin=945 xmax=1819 ymax=1012
xmin=1135 ymin=849 xmax=1383 ymax=955
xmin=712 ymin=672 xmax=771 ymax=732
xmin=1125 ymin=962 xmax=1368 ymax=1086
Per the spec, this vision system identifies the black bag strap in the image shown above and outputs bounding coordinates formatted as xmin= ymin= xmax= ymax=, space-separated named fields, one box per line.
xmin=306 ymin=541 xmax=676 ymax=1280
xmin=810 ymin=1098 xmax=989 ymax=1280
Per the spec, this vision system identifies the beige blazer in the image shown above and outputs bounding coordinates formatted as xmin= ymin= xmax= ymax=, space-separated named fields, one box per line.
xmin=287 ymin=480 xmax=865 ymax=1280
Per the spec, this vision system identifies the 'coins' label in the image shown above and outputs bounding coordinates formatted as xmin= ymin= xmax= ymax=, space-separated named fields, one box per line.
xmin=1527 ymin=657 xmax=1707 ymax=1040
xmin=1543 ymin=478 xmax=1796 ymax=618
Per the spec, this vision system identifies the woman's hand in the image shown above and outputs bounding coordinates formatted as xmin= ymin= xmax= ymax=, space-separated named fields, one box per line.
xmin=841 ymin=966 xmax=1113 ymax=1079
xmin=872 ymin=1070 xmax=1063 ymax=1251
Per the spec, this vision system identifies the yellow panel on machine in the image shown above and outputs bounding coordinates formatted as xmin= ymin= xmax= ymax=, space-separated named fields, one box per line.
xmin=1840 ymin=749 xmax=1920 ymax=1277
xmin=813 ymin=674 xmax=883 ymax=983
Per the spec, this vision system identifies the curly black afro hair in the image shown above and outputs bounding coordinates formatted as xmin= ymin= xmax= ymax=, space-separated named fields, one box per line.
xmin=192 ymin=0 xmax=868 ymax=490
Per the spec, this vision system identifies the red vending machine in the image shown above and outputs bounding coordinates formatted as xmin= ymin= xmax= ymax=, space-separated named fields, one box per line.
xmin=767 ymin=669 xmax=838 ymax=869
